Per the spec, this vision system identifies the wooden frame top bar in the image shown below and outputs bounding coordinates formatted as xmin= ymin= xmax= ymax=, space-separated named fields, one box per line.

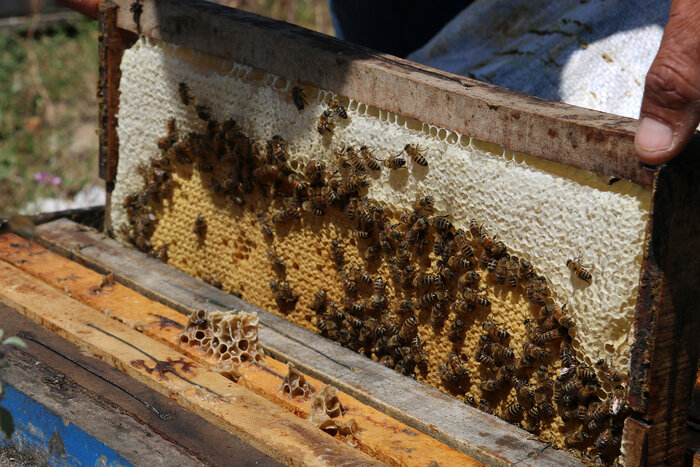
xmin=111 ymin=0 xmax=655 ymax=186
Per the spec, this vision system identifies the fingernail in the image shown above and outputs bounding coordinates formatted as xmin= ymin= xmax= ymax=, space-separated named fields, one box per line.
xmin=636 ymin=117 xmax=673 ymax=152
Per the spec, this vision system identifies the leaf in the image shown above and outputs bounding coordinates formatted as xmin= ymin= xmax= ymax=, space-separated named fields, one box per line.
xmin=0 ymin=406 xmax=14 ymax=439
xmin=1 ymin=337 xmax=26 ymax=349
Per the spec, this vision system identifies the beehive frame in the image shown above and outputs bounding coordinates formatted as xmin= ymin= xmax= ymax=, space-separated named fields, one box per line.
xmin=95 ymin=1 xmax=699 ymax=465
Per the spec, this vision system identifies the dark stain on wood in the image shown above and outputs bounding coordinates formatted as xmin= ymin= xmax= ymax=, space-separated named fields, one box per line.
xmin=149 ymin=313 xmax=185 ymax=330
xmin=130 ymin=357 xmax=195 ymax=380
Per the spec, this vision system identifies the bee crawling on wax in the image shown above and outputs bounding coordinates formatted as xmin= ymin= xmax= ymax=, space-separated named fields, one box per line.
xmin=178 ymin=82 xmax=192 ymax=106
xmin=291 ymin=85 xmax=307 ymax=111
xmin=567 ymin=254 xmax=593 ymax=283
xmin=328 ymin=98 xmax=348 ymax=119
xmin=404 ymin=144 xmax=428 ymax=167
xmin=317 ymin=110 xmax=335 ymax=135
xmin=193 ymin=215 xmax=207 ymax=238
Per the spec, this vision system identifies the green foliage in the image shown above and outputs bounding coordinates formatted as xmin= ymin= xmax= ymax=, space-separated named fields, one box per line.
xmin=0 ymin=329 xmax=25 ymax=439
xmin=0 ymin=17 xmax=99 ymax=217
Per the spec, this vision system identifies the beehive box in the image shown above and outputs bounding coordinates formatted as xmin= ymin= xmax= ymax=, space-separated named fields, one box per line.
xmin=97 ymin=1 xmax=700 ymax=465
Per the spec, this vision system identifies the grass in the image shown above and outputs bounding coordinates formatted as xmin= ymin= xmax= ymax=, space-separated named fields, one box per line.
xmin=0 ymin=17 xmax=100 ymax=217
xmin=0 ymin=2 xmax=331 ymax=218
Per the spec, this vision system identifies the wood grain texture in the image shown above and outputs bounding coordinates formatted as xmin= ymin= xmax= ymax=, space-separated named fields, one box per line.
xmin=107 ymin=0 xmax=656 ymax=186
xmin=0 ymin=233 xmax=484 ymax=467
xmin=0 ymin=304 xmax=280 ymax=467
xmin=0 ymin=260 xmax=382 ymax=467
xmin=628 ymin=148 xmax=700 ymax=465
xmin=30 ymin=219 xmax=582 ymax=467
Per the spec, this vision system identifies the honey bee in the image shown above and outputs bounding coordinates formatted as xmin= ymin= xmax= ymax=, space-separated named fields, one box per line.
xmin=266 ymin=246 xmax=286 ymax=271
xmin=304 ymin=160 xmax=325 ymax=181
xmin=482 ymin=320 xmax=510 ymax=341
xmin=478 ymin=399 xmax=493 ymax=414
xmin=495 ymin=365 xmax=515 ymax=386
xmin=178 ymin=82 xmax=192 ymax=106
xmin=462 ymin=288 xmax=491 ymax=307
xmin=576 ymin=365 xmax=598 ymax=382
xmin=430 ymin=302 xmax=447 ymax=327
xmin=271 ymin=207 xmax=300 ymax=223
xmin=533 ymin=328 xmax=565 ymax=346
xmin=593 ymin=428 xmax=614 ymax=451
xmin=457 ymin=271 xmax=480 ymax=289
xmin=492 ymin=256 xmax=509 ymax=285
xmin=564 ymin=430 xmax=590 ymax=448
xmin=193 ymin=215 xmax=207 ymax=238
xmin=553 ymin=303 xmax=576 ymax=329
xmin=194 ymin=103 xmax=212 ymax=122
xmin=270 ymin=279 xmax=299 ymax=304
xmin=412 ymin=196 xmax=434 ymax=214
xmin=344 ymin=147 xmax=365 ymax=173
xmin=291 ymin=86 xmax=307 ymax=111
xmin=328 ymin=99 xmax=348 ymax=119
xmin=341 ymin=277 xmax=357 ymax=294
xmin=476 ymin=352 xmax=497 ymax=369
xmin=330 ymin=240 xmax=344 ymax=269
xmin=506 ymin=256 xmax=520 ymax=287
xmin=363 ymin=243 xmax=381 ymax=260
xmin=504 ymin=403 xmax=523 ymax=422
xmin=578 ymin=383 xmax=599 ymax=403
xmin=383 ymin=154 xmax=406 ymax=170
xmin=468 ymin=219 xmax=481 ymax=238
xmin=317 ymin=110 xmax=335 ymax=135
xmin=513 ymin=378 xmax=535 ymax=401
xmin=447 ymin=352 xmax=469 ymax=377
xmin=412 ymin=274 xmax=436 ymax=288
xmin=432 ymin=216 xmax=453 ymax=232
xmin=310 ymin=289 xmax=328 ymax=312
xmin=419 ymin=292 xmax=439 ymax=308
xmin=404 ymin=144 xmax=428 ymax=167
xmin=522 ymin=342 xmax=549 ymax=361
xmin=447 ymin=319 xmax=465 ymax=342
xmin=398 ymin=316 xmax=418 ymax=341
xmin=567 ymin=254 xmax=593 ymax=283
xmin=359 ymin=146 xmax=381 ymax=171
xmin=466 ymin=395 xmax=477 ymax=407
xmin=490 ymin=343 xmax=515 ymax=363
xmin=595 ymin=358 xmax=622 ymax=384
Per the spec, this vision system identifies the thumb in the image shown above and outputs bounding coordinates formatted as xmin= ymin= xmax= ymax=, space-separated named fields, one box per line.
xmin=56 ymin=0 xmax=101 ymax=19
xmin=636 ymin=0 xmax=700 ymax=165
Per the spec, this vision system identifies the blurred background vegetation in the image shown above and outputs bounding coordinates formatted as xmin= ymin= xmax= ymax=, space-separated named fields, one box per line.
xmin=0 ymin=0 xmax=332 ymax=217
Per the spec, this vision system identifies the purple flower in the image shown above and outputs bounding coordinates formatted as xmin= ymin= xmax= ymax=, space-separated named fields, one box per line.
xmin=34 ymin=172 xmax=62 ymax=186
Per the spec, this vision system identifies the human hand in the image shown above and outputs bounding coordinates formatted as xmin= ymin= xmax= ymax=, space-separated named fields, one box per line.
xmin=635 ymin=0 xmax=700 ymax=165
xmin=56 ymin=0 xmax=101 ymax=19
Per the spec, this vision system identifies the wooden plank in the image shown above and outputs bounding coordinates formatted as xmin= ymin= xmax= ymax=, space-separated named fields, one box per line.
xmin=30 ymin=219 xmax=581 ymax=466
xmin=0 ymin=234 xmax=485 ymax=467
xmin=0 ymin=304 xmax=281 ymax=467
xmin=621 ymin=417 xmax=649 ymax=466
xmin=628 ymin=151 xmax=700 ymax=465
xmin=108 ymin=0 xmax=655 ymax=186
xmin=0 ymin=260 xmax=382 ymax=467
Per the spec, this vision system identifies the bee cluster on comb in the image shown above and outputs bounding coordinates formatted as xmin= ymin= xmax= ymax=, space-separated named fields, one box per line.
xmin=114 ymin=39 xmax=650 ymax=465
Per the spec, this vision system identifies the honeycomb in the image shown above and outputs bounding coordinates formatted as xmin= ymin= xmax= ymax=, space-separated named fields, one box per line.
xmin=113 ymin=37 xmax=649 ymax=464
xmin=178 ymin=309 xmax=265 ymax=372
xmin=281 ymin=362 xmax=315 ymax=399
xmin=308 ymin=385 xmax=358 ymax=437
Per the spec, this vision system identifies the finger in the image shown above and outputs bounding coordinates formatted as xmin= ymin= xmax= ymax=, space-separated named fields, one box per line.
xmin=636 ymin=0 xmax=700 ymax=165
xmin=56 ymin=0 xmax=101 ymax=19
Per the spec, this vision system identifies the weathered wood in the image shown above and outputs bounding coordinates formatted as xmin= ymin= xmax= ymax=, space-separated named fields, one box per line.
xmin=0 ymin=304 xmax=280 ymax=467
xmin=30 ymin=219 xmax=582 ymax=467
xmin=0 ymin=261 xmax=382 ymax=467
xmin=108 ymin=0 xmax=655 ymax=186
xmin=628 ymin=149 xmax=700 ymax=465
xmin=621 ymin=417 xmax=649 ymax=466
xmin=0 ymin=233 xmax=484 ymax=467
